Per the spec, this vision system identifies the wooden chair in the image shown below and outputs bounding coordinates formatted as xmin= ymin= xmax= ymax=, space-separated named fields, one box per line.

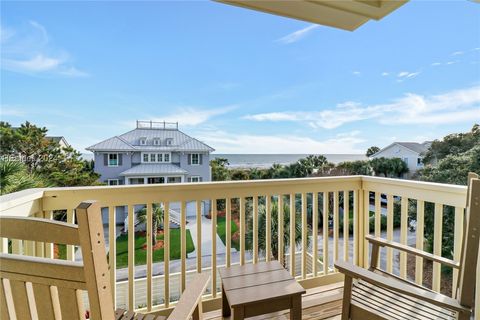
xmin=0 ymin=200 xmax=210 ymax=320
xmin=335 ymin=173 xmax=480 ymax=320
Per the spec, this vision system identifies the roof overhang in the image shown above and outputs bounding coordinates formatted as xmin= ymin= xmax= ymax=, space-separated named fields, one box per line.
xmin=216 ymin=0 xmax=408 ymax=31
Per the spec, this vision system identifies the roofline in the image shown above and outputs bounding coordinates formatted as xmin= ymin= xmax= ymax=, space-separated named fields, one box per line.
xmin=370 ymin=142 xmax=423 ymax=158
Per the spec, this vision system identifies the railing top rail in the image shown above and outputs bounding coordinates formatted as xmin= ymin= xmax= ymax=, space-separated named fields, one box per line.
xmin=0 ymin=188 xmax=45 ymax=214
xmin=361 ymin=176 xmax=467 ymax=195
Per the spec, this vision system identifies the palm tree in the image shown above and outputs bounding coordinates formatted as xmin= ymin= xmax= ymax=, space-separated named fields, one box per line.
xmin=246 ymin=199 xmax=308 ymax=262
xmin=136 ymin=204 xmax=164 ymax=246
xmin=0 ymin=160 xmax=44 ymax=195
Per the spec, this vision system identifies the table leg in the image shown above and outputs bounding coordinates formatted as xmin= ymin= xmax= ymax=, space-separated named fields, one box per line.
xmin=222 ymin=287 xmax=231 ymax=317
xmin=290 ymin=295 xmax=301 ymax=320
xmin=232 ymin=306 xmax=244 ymax=320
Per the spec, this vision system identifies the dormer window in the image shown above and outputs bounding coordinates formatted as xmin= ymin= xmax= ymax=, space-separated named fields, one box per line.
xmin=153 ymin=138 xmax=160 ymax=145
xmin=140 ymin=137 xmax=147 ymax=145
xmin=166 ymin=138 xmax=173 ymax=146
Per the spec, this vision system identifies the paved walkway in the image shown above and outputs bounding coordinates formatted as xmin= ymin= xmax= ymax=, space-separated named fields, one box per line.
xmin=187 ymin=216 xmax=229 ymax=258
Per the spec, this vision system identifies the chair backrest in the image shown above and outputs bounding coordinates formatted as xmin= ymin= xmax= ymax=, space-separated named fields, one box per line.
xmin=0 ymin=201 xmax=115 ymax=319
xmin=456 ymin=172 xmax=480 ymax=308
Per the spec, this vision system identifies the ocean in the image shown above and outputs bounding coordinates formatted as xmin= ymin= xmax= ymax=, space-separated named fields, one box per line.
xmin=212 ymin=154 xmax=367 ymax=169
xmin=81 ymin=153 xmax=367 ymax=168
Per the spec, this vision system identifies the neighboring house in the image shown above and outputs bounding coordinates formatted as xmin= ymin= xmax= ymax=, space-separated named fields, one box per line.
xmin=370 ymin=141 xmax=432 ymax=178
xmin=87 ymin=121 xmax=214 ymax=224
xmin=46 ymin=136 xmax=70 ymax=149
xmin=86 ymin=121 xmax=214 ymax=186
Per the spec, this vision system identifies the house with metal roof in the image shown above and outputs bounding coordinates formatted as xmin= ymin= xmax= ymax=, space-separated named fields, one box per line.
xmin=369 ymin=141 xmax=432 ymax=178
xmin=86 ymin=121 xmax=214 ymax=185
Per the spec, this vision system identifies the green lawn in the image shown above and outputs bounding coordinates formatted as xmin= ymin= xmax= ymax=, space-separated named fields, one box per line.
xmin=217 ymin=216 xmax=240 ymax=251
xmin=115 ymin=228 xmax=195 ymax=268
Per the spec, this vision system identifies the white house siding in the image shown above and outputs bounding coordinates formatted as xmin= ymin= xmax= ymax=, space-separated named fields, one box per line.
xmin=371 ymin=144 xmax=423 ymax=178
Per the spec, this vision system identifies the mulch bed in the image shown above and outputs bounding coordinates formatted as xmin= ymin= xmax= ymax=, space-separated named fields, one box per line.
xmin=405 ymin=253 xmax=453 ymax=296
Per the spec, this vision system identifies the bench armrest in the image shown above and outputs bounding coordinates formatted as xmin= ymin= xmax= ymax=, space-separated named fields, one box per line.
xmin=167 ymin=273 xmax=210 ymax=320
xmin=335 ymin=260 xmax=469 ymax=314
xmin=365 ymin=235 xmax=459 ymax=269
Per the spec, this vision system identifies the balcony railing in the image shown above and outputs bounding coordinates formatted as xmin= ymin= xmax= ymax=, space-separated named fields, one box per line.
xmin=0 ymin=176 xmax=478 ymax=317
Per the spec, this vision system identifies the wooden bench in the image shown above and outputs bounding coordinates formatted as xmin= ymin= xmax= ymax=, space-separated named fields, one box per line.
xmin=0 ymin=201 xmax=209 ymax=320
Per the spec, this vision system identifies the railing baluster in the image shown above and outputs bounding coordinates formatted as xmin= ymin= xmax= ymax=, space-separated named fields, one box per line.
xmin=363 ymin=191 xmax=370 ymax=267
xmin=196 ymin=200 xmax=202 ymax=273
xmin=386 ymin=195 xmax=394 ymax=273
xmin=353 ymin=190 xmax=359 ymax=265
xmin=333 ymin=191 xmax=339 ymax=264
xmin=211 ymin=199 xmax=217 ymax=297
xmin=432 ymin=203 xmax=443 ymax=292
xmin=0 ymin=238 xmax=8 ymax=253
xmin=226 ymin=198 xmax=232 ymax=267
xmin=343 ymin=191 xmax=349 ymax=262
xmin=323 ymin=192 xmax=329 ymax=275
xmin=415 ymin=200 xmax=425 ymax=285
xmin=180 ymin=201 xmax=187 ymax=293
xmin=312 ymin=192 xmax=318 ymax=276
xmin=253 ymin=196 xmax=258 ymax=264
xmin=452 ymin=206 xmax=464 ymax=296
xmin=290 ymin=193 xmax=296 ymax=277
xmin=239 ymin=198 xmax=245 ymax=266
xmin=109 ymin=206 xmax=117 ymax=307
xmin=44 ymin=211 xmax=53 ymax=258
xmin=374 ymin=192 xmax=381 ymax=264
xmin=66 ymin=209 xmax=75 ymax=261
xmin=164 ymin=202 xmax=170 ymax=308
xmin=400 ymin=197 xmax=408 ymax=279
xmin=278 ymin=195 xmax=284 ymax=265
xmin=146 ymin=203 xmax=153 ymax=311
xmin=127 ymin=204 xmax=135 ymax=310
xmin=301 ymin=193 xmax=307 ymax=279
xmin=265 ymin=195 xmax=271 ymax=262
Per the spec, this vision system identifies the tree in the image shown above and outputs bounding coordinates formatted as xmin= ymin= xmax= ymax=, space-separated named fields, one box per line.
xmin=245 ymin=199 xmax=307 ymax=261
xmin=210 ymin=158 xmax=230 ymax=181
xmin=0 ymin=160 xmax=45 ymax=195
xmin=335 ymin=160 xmax=372 ymax=176
xmin=366 ymin=146 xmax=380 ymax=157
xmin=136 ymin=204 xmax=164 ymax=246
xmin=371 ymin=157 xmax=408 ymax=177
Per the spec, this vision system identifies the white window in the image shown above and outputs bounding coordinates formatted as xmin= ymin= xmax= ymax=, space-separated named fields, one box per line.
xmin=403 ymin=157 xmax=408 ymax=165
xmin=108 ymin=153 xmax=118 ymax=167
xmin=141 ymin=152 xmax=171 ymax=163
xmin=107 ymin=179 xmax=119 ymax=186
xmin=153 ymin=138 xmax=160 ymax=145
xmin=190 ymin=153 xmax=200 ymax=165
xmin=417 ymin=158 xmax=423 ymax=166
xmin=166 ymin=138 xmax=173 ymax=145
xmin=190 ymin=176 xmax=201 ymax=183
xmin=140 ymin=137 xmax=147 ymax=145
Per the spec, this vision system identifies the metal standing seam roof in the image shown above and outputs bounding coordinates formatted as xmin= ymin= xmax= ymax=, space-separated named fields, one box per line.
xmin=371 ymin=142 xmax=432 ymax=158
xmin=86 ymin=128 xmax=214 ymax=152
xmin=120 ymin=164 xmax=188 ymax=176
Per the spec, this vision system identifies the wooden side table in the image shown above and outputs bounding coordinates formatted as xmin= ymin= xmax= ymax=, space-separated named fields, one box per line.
xmin=219 ymin=261 xmax=306 ymax=320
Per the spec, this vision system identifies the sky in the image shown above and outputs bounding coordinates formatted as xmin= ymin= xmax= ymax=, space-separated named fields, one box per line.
xmin=1 ymin=1 xmax=479 ymax=154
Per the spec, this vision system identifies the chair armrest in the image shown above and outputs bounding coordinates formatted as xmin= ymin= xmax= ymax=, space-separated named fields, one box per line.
xmin=167 ymin=273 xmax=210 ymax=320
xmin=366 ymin=235 xmax=459 ymax=269
xmin=334 ymin=260 xmax=469 ymax=314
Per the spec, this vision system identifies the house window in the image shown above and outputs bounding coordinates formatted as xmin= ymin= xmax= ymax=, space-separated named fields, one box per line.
xmin=140 ymin=137 xmax=147 ymax=145
xmin=189 ymin=176 xmax=201 ymax=183
xmin=157 ymin=153 xmax=163 ymax=162
xmin=417 ymin=158 xmax=423 ymax=166
xmin=150 ymin=153 xmax=156 ymax=162
xmin=166 ymin=138 xmax=173 ymax=145
xmin=108 ymin=153 xmax=118 ymax=166
xmin=164 ymin=153 xmax=170 ymax=162
xmin=143 ymin=153 xmax=149 ymax=163
xmin=190 ymin=153 xmax=200 ymax=165
xmin=142 ymin=152 xmax=171 ymax=163
xmin=153 ymin=138 xmax=160 ymax=145
xmin=403 ymin=157 xmax=408 ymax=165
xmin=107 ymin=179 xmax=119 ymax=186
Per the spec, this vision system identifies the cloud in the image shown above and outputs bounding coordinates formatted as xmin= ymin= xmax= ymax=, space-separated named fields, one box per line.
xmin=152 ymin=106 xmax=236 ymax=127
xmin=431 ymin=62 xmax=442 ymax=66
xmin=0 ymin=106 xmax=26 ymax=117
xmin=452 ymin=51 xmax=464 ymax=56
xmin=197 ymin=130 xmax=365 ymax=154
xmin=276 ymin=24 xmax=319 ymax=44
xmin=397 ymin=71 xmax=420 ymax=79
xmin=352 ymin=71 xmax=361 ymax=76
xmin=1 ymin=21 xmax=88 ymax=77
xmin=381 ymin=72 xmax=389 ymax=76
xmin=244 ymin=86 xmax=480 ymax=129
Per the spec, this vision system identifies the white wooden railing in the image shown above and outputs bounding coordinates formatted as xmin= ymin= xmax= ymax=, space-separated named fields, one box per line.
xmin=0 ymin=176 xmax=477 ymax=316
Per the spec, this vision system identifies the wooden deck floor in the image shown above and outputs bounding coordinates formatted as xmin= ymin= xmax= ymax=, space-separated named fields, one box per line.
xmin=203 ymin=282 xmax=344 ymax=320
